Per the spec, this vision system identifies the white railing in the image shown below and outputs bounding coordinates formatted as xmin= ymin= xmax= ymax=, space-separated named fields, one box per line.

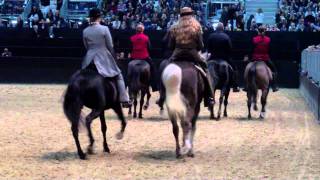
xmin=301 ymin=48 xmax=320 ymax=85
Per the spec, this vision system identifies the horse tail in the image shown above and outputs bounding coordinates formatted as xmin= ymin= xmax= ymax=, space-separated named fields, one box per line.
xmin=162 ymin=64 xmax=186 ymax=121
xmin=248 ymin=64 xmax=257 ymax=91
xmin=128 ymin=64 xmax=141 ymax=95
xmin=63 ymin=81 xmax=84 ymax=128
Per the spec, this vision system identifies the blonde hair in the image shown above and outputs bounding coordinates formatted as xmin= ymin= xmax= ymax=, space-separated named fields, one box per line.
xmin=170 ymin=15 xmax=202 ymax=45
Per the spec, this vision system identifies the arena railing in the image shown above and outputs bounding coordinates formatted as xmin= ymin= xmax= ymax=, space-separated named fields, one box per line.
xmin=301 ymin=48 xmax=320 ymax=85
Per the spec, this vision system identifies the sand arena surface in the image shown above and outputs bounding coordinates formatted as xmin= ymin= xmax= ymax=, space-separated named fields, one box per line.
xmin=0 ymin=85 xmax=319 ymax=179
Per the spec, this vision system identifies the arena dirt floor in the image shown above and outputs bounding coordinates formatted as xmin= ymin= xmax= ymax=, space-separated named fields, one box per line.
xmin=0 ymin=85 xmax=319 ymax=179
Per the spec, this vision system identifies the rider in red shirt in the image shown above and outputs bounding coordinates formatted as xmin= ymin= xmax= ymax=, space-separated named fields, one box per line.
xmin=250 ymin=26 xmax=279 ymax=92
xmin=130 ymin=24 xmax=157 ymax=91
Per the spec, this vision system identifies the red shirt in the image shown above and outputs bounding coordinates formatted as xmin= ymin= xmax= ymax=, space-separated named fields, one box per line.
xmin=252 ymin=35 xmax=271 ymax=61
xmin=130 ymin=33 xmax=150 ymax=60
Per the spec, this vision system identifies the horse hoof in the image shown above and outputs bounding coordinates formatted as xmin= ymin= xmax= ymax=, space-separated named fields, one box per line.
xmin=180 ymin=146 xmax=189 ymax=155
xmin=259 ymin=112 xmax=266 ymax=119
xmin=143 ymin=105 xmax=148 ymax=110
xmin=210 ymin=116 xmax=215 ymax=120
xmin=176 ymin=154 xmax=182 ymax=159
xmin=79 ymin=153 xmax=86 ymax=160
xmin=248 ymin=116 xmax=252 ymax=120
xmin=115 ymin=132 xmax=124 ymax=140
xmin=254 ymin=105 xmax=258 ymax=111
xmin=87 ymin=146 xmax=94 ymax=155
xmin=187 ymin=152 xmax=195 ymax=158
xmin=138 ymin=115 xmax=143 ymax=119
xmin=159 ymin=109 xmax=164 ymax=116
xmin=104 ymin=145 xmax=110 ymax=153
xmin=128 ymin=111 xmax=132 ymax=115
xmin=133 ymin=114 xmax=137 ymax=118
xmin=224 ymin=113 xmax=228 ymax=117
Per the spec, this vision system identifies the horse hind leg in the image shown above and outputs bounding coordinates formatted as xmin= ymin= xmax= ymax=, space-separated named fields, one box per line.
xmin=113 ymin=102 xmax=127 ymax=140
xmin=170 ymin=115 xmax=181 ymax=158
xmin=180 ymin=111 xmax=193 ymax=156
xmin=100 ymin=113 xmax=110 ymax=153
xmin=133 ymin=95 xmax=138 ymax=118
xmin=223 ymin=89 xmax=230 ymax=117
xmin=217 ymin=89 xmax=225 ymax=119
xmin=143 ymin=88 xmax=151 ymax=110
xmin=210 ymin=89 xmax=216 ymax=120
xmin=71 ymin=121 xmax=86 ymax=160
xmin=138 ymin=91 xmax=145 ymax=118
xmin=253 ymin=90 xmax=258 ymax=111
xmin=85 ymin=110 xmax=101 ymax=155
xmin=260 ymin=89 xmax=269 ymax=119
xmin=247 ymin=91 xmax=252 ymax=119
xmin=188 ymin=106 xmax=200 ymax=158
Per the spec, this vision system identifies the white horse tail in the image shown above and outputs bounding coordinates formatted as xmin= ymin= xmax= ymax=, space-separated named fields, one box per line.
xmin=162 ymin=64 xmax=186 ymax=120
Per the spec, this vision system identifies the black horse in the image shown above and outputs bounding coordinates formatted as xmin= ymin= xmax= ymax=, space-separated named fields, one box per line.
xmin=63 ymin=69 xmax=127 ymax=160
xmin=162 ymin=61 xmax=205 ymax=158
xmin=127 ymin=60 xmax=151 ymax=118
xmin=207 ymin=59 xmax=233 ymax=120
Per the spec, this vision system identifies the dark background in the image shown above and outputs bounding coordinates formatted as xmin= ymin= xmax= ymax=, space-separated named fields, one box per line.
xmin=1 ymin=28 xmax=319 ymax=87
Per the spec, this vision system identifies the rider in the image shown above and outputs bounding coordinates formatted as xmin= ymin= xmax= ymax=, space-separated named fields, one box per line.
xmin=207 ymin=22 xmax=240 ymax=92
xmin=82 ymin=8 xmax=132 ymax=107
xmin=245 ymin=26 xmax=279 ymax=92
xmin=129 ymin=24 xmax=157 ymax=91
xmin=166 ymin=7 xmax=214 ymax=107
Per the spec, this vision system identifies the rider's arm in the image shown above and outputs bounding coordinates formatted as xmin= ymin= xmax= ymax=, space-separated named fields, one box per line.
xmin=104 ymin=26 xmax=117 ymax=60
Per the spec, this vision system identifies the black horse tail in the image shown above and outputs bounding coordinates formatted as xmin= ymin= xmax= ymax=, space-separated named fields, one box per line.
xmin=128 ymin=65 xmax=141 ymax=95
xmin=63 ymin=82 xmax=84 ymax=127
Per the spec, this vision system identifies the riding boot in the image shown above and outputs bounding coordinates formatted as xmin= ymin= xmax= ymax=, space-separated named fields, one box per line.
xmin=203 ymin=71 xmax=215 ymax=107
xmin=115 ymin=74 xmax=132 ymax=108
xmin=271 ymin=73 xmax=279 ymax=92
xmin=198 ymin=62 xmax=214 ymax=107
xmin=232 ymin=70 xmax=240 ymax=92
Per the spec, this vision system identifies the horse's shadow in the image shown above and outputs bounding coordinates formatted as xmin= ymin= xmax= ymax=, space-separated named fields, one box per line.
xmin=41 ymin=151 xmax=78 ymax=161
xmin=133 ymin=150 xmax=180 ymax=163
xmin=236 ymin=117 xmax=263 ymax=121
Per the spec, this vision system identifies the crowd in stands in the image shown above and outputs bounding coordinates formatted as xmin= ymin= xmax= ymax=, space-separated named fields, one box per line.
xmin=101 ymin=0 xmax=207 ymax=30
xmin=2 ymin=0 xmax=320 ymax=32
xmin=275 ymin=0 xmax=320 ymax=32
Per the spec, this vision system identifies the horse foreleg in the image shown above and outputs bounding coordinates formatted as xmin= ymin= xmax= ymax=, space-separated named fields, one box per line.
xmin=113 ymin=103 xmax=127 ymax=140
xmin=223 ymin=89 xmax=230 ymax=117
xmin=100 ymin=113 xmax=110 ymax=153
xmin=85 ymin=110 xmax=101 ymax=154
xmin=260 ymin=89 xmax=269 ymax=119
xmin=128 ymin=91 xmax=132 ymax=115
xmin=144 ymin=88 xmax=151 ymax=110
xmin=170 ymin=117 xmax=180 ymax=158
xmin=71 ymin=121 xmax=86 ymax=160
xmin=138 ymin=91 xmax=145 ymax=119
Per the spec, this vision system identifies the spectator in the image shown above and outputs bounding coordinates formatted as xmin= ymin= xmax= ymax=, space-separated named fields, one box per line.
xmin=246 ymin=14 xmax=254 ymax=31
xmin=255 ymin=8 xmax=264 ymax=27
xmin=111 ymin=16 xmax=121 ymax=29
xmin=28 ymin=6 xmax=43 ymax=35
xmin=1 ymin=48 xmax=12 ymax=57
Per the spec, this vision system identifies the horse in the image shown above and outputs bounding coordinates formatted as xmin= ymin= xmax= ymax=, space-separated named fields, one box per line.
xmin=162 ymin=61 xmax=205 ymax=158
xmin=244 ymin=61 xmax=272 ymax=119
xmin=127 ymin=60 xmax=151 ymax=118
xmin=207 ymin=59 xmax=233 ymax=120
xmin=63 ymin=69 xmax=127 ymax=160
